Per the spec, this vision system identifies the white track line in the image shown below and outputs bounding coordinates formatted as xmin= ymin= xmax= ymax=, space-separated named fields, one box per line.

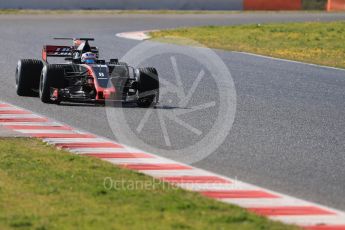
xmin=176 ymin=182 xmax=253 ymax=191
xmin=69 ymin=148 xmax=125 ymax=153
xmin=221 ymin=197 xmax=312 ymax=208
xmin=271 ymin=215 xmax=345 ymax=225
xmin=143 ymin=169 xmax=215 ymax=177
xmin=14 ymin=129 xmax=76 ymax=134
xmin=69 ymin=147 xmax=138 ymax=153
xmin=104 ymin=158 xmax=172 ymax=164
xmin=0 ymin=114 xmax=42 ymax=118
xmin=1 ymin=122 xmax=62 ymax=126
xmin=0 ymin=107 xmax=21 ymax=111
xmin=43 ymin=138 xmax=110 ymax=143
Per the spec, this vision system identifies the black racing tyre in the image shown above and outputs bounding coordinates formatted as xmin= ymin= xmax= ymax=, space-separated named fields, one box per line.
xmin=39 ymin=64 xmax=65 ymax=104
xmin=15 ymin=59 xmax=43 ymax=96
xmin=137 ymin=67 xmax=159 ymax=108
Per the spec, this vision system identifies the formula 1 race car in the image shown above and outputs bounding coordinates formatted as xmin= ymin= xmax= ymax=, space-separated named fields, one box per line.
xmin=15 ymin=38 xmax=159 ymax=107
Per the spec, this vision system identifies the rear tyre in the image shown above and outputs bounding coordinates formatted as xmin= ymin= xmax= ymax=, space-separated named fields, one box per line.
xmin=39 ymin=64 xmax=65 ymax=104
xmin=15 ymin=59 xmax=43 ymax=96
xmin=137 ymin=67 xmax=159 ymax=108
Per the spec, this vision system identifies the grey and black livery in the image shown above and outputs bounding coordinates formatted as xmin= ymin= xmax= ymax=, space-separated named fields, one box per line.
xmin=15 ymin=38 xmax=159 ymax=107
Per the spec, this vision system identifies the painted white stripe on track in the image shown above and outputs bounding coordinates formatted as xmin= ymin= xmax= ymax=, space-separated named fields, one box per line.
xmin=0 ymin=114 xmax=42 ymax=118
xmin=0 ymin=122 xmax=61 ymax=126
xmin=43 ymin=138 xmax=109 ymax=143
xmin=104 ymin=158 xmax=172 ymax=165
xmin=69 ymin=147 xmax=138 ymax=153
xmin=14 ymin=129 xmax=77 ymax=134
xmin=221 ymin=197 xmax=311 ymax=208
xmin=141 ymin=169 xmax=215 ymax=177
xmin=271 ymin=215 xmax=345 ymax=225
xmin=0 ymin=107 xmax=21 ymax=111
xmin=177 ymin=182 xmax=253 ymax=191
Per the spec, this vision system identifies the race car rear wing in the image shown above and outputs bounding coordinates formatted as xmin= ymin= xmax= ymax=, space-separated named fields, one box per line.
xmin=54 ymin=37 xmax=94 ymax=41
xmin=42 ymin=45 xmax=98 ymax=62
xmin=42 ymin=45 xmax=72 ymax=62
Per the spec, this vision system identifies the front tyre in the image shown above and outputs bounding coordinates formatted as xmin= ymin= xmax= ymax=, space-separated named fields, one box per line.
xmin=137 ymin=67 xmax=159 ymax=108
xmin=16 ymin=59 xmax=43 ymax=96
xmin=39 ymin=64 xmax=64 ymax=104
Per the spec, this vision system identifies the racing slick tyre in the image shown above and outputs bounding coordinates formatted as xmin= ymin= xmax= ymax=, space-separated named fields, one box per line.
xmin=16 ymin=59 xmax=43 ymax=96
xmin=137 ymin=67 xmax=159 ymax=108
xmin=39 ymin=64 xmax=65 ymax=104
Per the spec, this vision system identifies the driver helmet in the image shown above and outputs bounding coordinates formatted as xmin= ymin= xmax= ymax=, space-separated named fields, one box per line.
xmin=73 ymin=39 xmax=82 ymax=48
xmin=81 ymin=52 xmax=97 ymax=64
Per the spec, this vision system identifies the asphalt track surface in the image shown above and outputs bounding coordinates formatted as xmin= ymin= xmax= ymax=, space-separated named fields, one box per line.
xmin=1 ymin=12 xmax=345 ymax=210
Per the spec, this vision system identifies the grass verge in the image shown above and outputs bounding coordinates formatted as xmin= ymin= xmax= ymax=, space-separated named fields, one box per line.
xmin=0 ymin=138 xmax=298 ymax=230
xmin=150 ymin=21 xmax=345 ymax=69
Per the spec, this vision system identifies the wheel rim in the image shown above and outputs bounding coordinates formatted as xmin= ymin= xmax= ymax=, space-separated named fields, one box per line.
xmin=39 ymin=73 xmax=44 ymax=97
xmin=15 ymin=66 xmax=19 ymax=87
